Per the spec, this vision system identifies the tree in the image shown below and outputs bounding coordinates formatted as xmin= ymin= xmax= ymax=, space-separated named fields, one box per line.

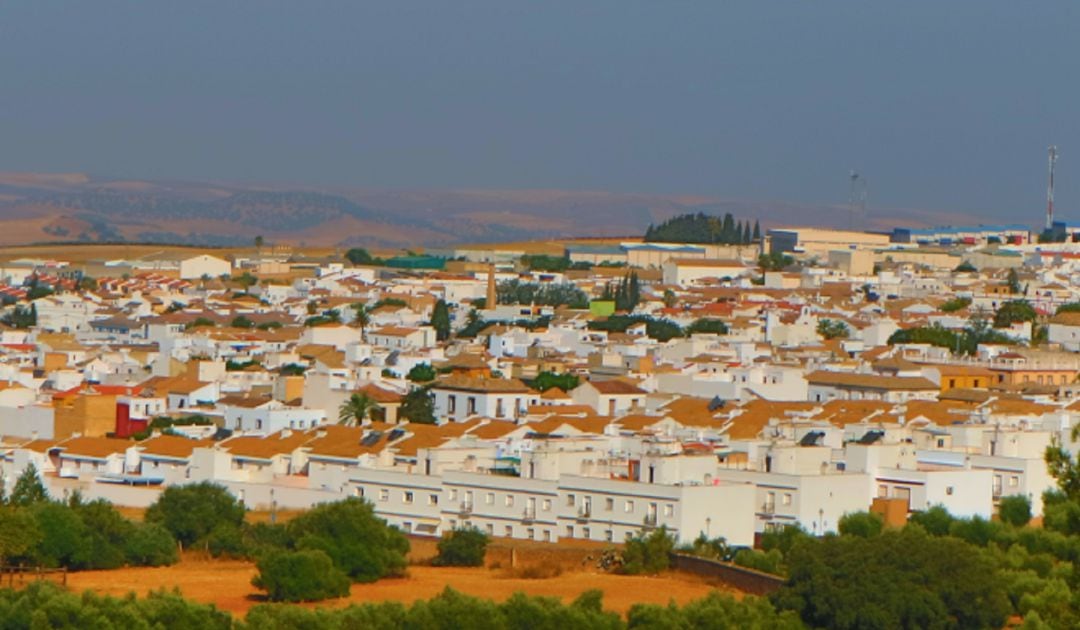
xmin=400 ymin=387 xmax=437 ymax=424
xmin=955 ymin=261 xmax=977 ymax=272
xmin=145 ymin=482 xmax=245 ymax=547
xmin=254 ymin=235 xmax=264 ymax=252
xmin=433 ymin=527 xmax=489 ymax=567
xmin=621 ymin=527 xmax=675 ymax=575
xmin=345 ymin=248 xmax=375 ymax=265
xmin=1 ymin=304 xmax=36 ymax=329
xmin=287 ymin=498 xmax=409 ymax=583
xmin=1007 ymin=268 xmax=1022 ymax=294
xmin=939 ymin=296 xmax=972 ymax=312
xmin=230 ymin=315 xmax=254 ymax=329
xmin=662 ymin=289 xmax=677 ymax=308
xmin=532 ymin=371 xmax=579 ymax=392
xmin=758 ymin=252 xmax=793 ymax=272
xmin=407 ymin=363 xmax=437 ymax=383
xmin=837 ymin=511 xmax=884 ymax=537
xmin=339 ymin=392 xmax=380 ymax=426
xmin=9 ymin=464 xmax=48 ymax=506
xmin=742 ymin=222 xmax=752 ymax=245
xmin=908 ymin=505 xmax=955 ymax=536
xmin=994 ymin=299 xmax=1037 ymax=329
xmin=685 ymin=318 xmax=728 ymax=335
xmin=125 ymin=523 xmax=179 ymax=567
xmin=772 ymin=528 xmax=1011 ymax=630
xmin=817 ymin=319 xmax=850 ymax=340
xmin=629 ymin=591 xmax=803 ymax=630
xmin=0 ymin=508 xmax=40 ymax=564
xmin=252 ymin=549 xmax=351 ymax=602
xmin=999 ymin=495 xmax=1033 ymax=527
xmin=351 ymin=303 xmax=371 ymax=339
xmin=752 ymin=220 xmax=761 ymax=242
xmin=431 ymin=299 xmax=451 ymax=342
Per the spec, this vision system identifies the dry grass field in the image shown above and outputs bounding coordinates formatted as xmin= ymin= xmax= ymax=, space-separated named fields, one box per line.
xmin=65 ymin=554 xmax=735 ymax=617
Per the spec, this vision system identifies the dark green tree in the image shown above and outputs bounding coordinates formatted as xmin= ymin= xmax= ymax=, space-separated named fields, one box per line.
xmin=752 ymin=220 xmax=761 ymax=241
xmin=408 ymin=363 xmax=437 ymax=383
xmin=431 ymin=299 xmax=451 ymax=342
xmin=400 ymin=387 xmax=437 ymax=424
xmin=145 ymin=482 xmax=246 ymax=547
xmin=998 ymin=495 xmax=1033 ymax=527
xmin=252 ymin=549 xmax=351 ymax=602
xmin=532 ymin=371 xmax=579 ymax=392
xmin=621 ymin=527 xmax=675 ymax=575
xmin=837 ymin=511 xmax=884 ymax=538
xmin=287 ymin=498 xmax=409 ymax=583
xmin=9 ymin=463 xmax=49 ymax=506
xmin=345 ymin=248 xmax=375 ymax=265
xmin=433 ymin=527 xmax=489 ymax=567
xmin=994 ymin=299 xmax=1037 ymax=329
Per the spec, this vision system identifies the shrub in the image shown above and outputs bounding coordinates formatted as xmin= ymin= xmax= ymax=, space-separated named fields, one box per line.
xmin=621 ymin=527 xmax=675 ymax=575
xmin=433 ymin=527 xmax=489 ymax=567
xmin=838 ymin=511 xmax=884 ymax=538
xmin=126 ymin=523 xmax=179 ymax=567
xmin=999 ymin=495 xmax=1033 ymax=527
xmin=206 ymin=523 xmax=246 ymax=558
xmin=145 ymin=482 xmax=246 ymax=547
xmin=252 ymin=550 xmax=351 ymax=602
xmin=908 ymin=505 xmax=955 ymax=536
xmin=287 ymin=498 xmax=410 ymax=582
xmin=733 ymin=548 xmax=784 ymax=575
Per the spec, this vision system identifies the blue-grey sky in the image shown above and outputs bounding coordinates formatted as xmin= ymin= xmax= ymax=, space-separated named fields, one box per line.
xmin=1 ymin=2 xmax=1077 ymax=221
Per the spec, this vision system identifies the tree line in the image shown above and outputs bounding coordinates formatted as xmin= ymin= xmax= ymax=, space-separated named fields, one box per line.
xmin=645 ymin=212 xmax=760 ymax=245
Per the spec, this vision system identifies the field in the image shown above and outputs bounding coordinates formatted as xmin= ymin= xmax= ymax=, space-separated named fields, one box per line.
xmin=65 ymin=554 xmax=737 ymax=617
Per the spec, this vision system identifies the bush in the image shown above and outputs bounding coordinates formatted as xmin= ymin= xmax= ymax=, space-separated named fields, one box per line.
xmin=287 ymin=498 xmax=410 ymax=582
xmin=908 ymin=505 xmax=955 ymax=536
xmin=621 ymin=527 xmax=675 ymax=575
xmin=206 ymin=523 xmax=246 ymax=559
xmin=838 ymin=511 xmax=884 ymax=538
xmin=252 ymin=549 xmax=351 ymax=602
xmin=145 ymin=482 xmax=246 ymax=547
xmin=732 ymin=548 xmax=784 ymax=575
xmin=126 ymin=523 xmax=179 ymax=567
xmin=433 ymin=527 xmax=489 ymax=567
xmin=999 ymin=495 xmax=1033 ymax=527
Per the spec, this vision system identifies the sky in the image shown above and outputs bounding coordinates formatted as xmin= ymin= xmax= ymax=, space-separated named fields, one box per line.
xmin=1 ymin=2 xmax=1078 ymax=222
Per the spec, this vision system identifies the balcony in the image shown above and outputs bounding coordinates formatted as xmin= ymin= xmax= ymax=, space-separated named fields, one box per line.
xmin=458 ymin=501 xmax=473 ymax=516
xmin=576 ymin=507 xmax=591 ymax=523
xmin=761 ymin=503 xmax=776 ymax=515
xmin=522 ymin=508 xmax=537 ymax=523
xmin=643 ymin=513 xmax=658 ymax=527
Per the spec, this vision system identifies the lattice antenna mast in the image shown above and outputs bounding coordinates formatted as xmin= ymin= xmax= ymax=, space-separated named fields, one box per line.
xmin=1047 ymin=146 xmax=1058 ymax=231
xmin=848 ymin=170 xmax=867 ymax=230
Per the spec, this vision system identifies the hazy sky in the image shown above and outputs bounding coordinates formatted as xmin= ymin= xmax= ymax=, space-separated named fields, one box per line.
xmin=1 ymin=2 xmax=1077 ymax=221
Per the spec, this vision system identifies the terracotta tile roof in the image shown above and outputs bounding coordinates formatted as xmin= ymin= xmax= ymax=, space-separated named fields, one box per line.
xmin=53 ymin=436 xmax=132 ymax=459
xmin=138 ymin=435 xmax=213 ymax=459
xmin=218 ymin=430 xmax=314 ymax=460
xmin=725 ymin=400 xmax=817 ymax=440
xmin=434 ymin=375 xmax=533 ymax=394
xmin=586 ymin=380 xmax=647 ymax=395
xmin=305 ymin=425 xmax=395 ymax=459
xmin=805 ymin=371 xmax=938 ymax=391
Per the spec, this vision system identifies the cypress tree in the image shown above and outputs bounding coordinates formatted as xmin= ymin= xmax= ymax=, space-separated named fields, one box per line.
xmin=752 ymin=220 xmax=761 ymax=242
xmin=742 ymin=222 xmax=752 ymax=244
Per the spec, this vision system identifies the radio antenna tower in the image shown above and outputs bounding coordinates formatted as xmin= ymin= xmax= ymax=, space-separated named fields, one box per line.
xmin=848 ymin=170 xmax=867 ymax=230
xmin=1046 ymin=146 xmax=1058 ymax=231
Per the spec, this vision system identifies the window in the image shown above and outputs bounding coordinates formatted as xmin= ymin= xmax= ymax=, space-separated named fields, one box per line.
xmin=605 ymin=530 xmax=613 ymax=542
xmin=937 ymin=438 xmax=945 ymax=448
xmin=527 ymin=528 xmax=535 ymax=540
xmin=624 ymin=500 xmax=635 ymax=513
xmin=428 ymin=494 xmax=439 ymax=506
xmin=566 ymin=525 xmax=574 ymax=538
xmin=782 ymin=493 xmax=792 ymax=506
xmin=496 ymin=399 xmax=505 ymax=418
xmin=542 ymin=530 xmax=551 ymax=542
xmin=486 ymin=524 xmax=494 ymax=535
xmin=582 ymin=527 xmax=591 ymax=539
xmin=1009 ymin=475 xmax=1020 ymax=487
xmin=486 ymin=492 xmax=495 ymax=505
xmin=566 ymin=493 xmax=576 ymax=507
xmin=449 ymin=489 xmax=458 ymax=502
xmin=605 ymin=498 xmax=614 ymax=511
xmin=379 ymin=489 xmax=389 ymax=502
xmin=449 ymin=519 xmax=456 ymax=529
xmin=505 ymin=495 xmax=514 ymax=507
xmin=663 ymin=504 xmax=674 ymax=516
xmin=403 ymin=491 xmax=414 ymax=504
xmin=354 ymin=487 xmax=364 ymax=498
xmin=448 ymin=395 xmax=457 ymax=414
xmin=505 ymin=525 xmax=513 ymax=537
xmin=946 ymin=486 xmax=954 ymax=496
xmin=541 ymin=499 xmax=551 ymax=511
xmin=467 ymin=397 xmax=477 ymax=415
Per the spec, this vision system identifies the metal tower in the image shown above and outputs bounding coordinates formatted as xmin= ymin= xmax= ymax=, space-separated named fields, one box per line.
xmin=1046 ymin=146 xmax=1058 ymax=231
xmin=848 ymin=170 xmax=867 ymax=230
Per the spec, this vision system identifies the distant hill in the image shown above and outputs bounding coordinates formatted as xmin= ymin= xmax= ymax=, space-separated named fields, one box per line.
xmin=0 ymin=173 xmax=985 ymax=248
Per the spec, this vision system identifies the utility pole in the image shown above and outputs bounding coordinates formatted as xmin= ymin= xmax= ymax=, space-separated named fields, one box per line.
xmin=1046 ymin=146 xmax=1058 ymax=231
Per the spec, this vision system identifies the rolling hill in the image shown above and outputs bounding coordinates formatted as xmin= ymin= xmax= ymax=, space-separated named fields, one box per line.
xmin=0 ymin=173 xmax=982 ymax=249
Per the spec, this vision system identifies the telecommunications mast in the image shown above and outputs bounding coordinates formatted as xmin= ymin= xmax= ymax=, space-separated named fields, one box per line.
xmin=1046 ymin=146 xmax=1058 ymax=231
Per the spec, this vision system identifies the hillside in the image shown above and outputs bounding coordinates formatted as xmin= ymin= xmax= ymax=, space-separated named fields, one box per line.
xmin=0 ymin=173 xmax=982 ymax=248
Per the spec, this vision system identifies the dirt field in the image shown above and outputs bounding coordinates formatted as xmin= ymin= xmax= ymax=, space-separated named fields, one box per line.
xmin=65 ymin=555 xmax=736 ymax=617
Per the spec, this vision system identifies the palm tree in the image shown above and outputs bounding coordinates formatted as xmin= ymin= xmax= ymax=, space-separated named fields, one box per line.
xmin=339 ymin=392 xmax=379 ymax=426
xmin=352 ymin=303 xmax=371 ymax=339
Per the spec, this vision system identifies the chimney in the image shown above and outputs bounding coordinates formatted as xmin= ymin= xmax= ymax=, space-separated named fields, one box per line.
xmin=486 ymin=263 xmax=497 ymax=309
